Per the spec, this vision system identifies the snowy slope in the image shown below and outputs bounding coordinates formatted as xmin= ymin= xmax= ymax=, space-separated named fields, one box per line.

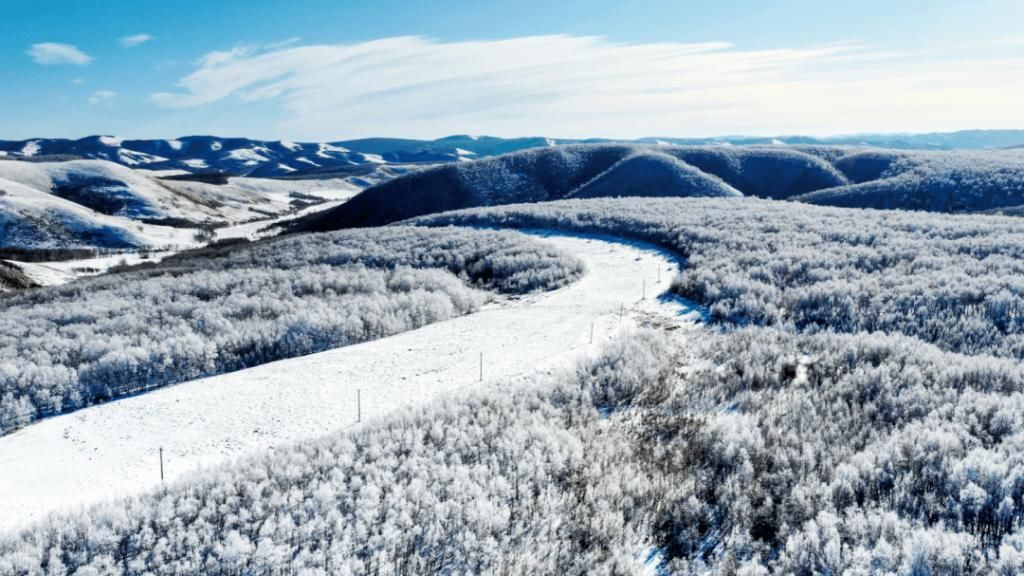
xmin=0 ymin=159 xmax=394 ymax=250
xmin=0 ymin=176 xmax=198 ymax=250
xmin=0 ymin=232 xmax=705 ymax=533
xmin=0 ymin=136 xmax=459 ymax=177
xmin=568 ymin=151 xmax=742 ymax=198
xmin=4 ymin=130 xmax=1024 ymax=179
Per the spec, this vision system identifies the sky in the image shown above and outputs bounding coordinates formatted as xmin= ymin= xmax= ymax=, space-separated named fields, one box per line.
xmin=1 ymin=0 xmax=1023 ymax=141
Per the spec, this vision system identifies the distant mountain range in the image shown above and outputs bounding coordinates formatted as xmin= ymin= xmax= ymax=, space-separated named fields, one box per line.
xmin=3 ymin=130 xmax=1024 ymax=178
xmin=0 ymin=158 xmax=411 ymax=253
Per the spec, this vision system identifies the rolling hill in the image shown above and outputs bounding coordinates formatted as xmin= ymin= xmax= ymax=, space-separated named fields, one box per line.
xmin=290 ymin=144 xmax=850 ymax=231
xmin=794 ymin=150 xmax=1024 ymax=212
xmin=4 ymin=129 xmax=1023 ymax=180
xmin=0 ymin=159 xmax=405 ymax=250
xmin=293 ymin=144 xmax=1024 ymax=232
xmin=0 ymin=135 xmax=454 ymax=178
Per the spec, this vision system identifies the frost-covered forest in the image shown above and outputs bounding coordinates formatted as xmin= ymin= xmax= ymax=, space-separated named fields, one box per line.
xmin=0 ymin=227 xmax=583 ymax=434
xmin=796 ymin=149 xmax=1024 ymax=213
xmin=9 ymin=187 xmax=1024 ymax=572
xmin=10 ymin=325 xmax=1024 ymax=574
xmin=417 ymin=197 xmax=1024 ymax=357
xmin=5 ymin=331 xmax=673 ymax=575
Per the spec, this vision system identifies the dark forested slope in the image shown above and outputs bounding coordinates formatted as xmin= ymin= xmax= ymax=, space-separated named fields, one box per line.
xmin=294 ymin=144 xmax=1024 ymax=232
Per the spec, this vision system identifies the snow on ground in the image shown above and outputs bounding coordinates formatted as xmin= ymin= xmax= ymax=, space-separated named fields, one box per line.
xmin=0 ymin=232 xmax=705 ymax=533
xmin=4 ymin=184 xmax=363 ymax=288
xmin=6 ymin=251 xmax=176 ymax=287
xmin=213 ymin=194 xmax=360 ymax=242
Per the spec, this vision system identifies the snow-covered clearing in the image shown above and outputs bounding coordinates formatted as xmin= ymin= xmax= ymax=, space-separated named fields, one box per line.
xmin=5 ymin=251 xmax=176 ymax=286
xmin=0 ymin=232 xmax=705 ymax=533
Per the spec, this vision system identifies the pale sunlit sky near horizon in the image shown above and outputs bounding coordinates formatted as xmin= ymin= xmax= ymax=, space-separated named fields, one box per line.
xmin=1 ymin=0 xmax=1023 ymax=141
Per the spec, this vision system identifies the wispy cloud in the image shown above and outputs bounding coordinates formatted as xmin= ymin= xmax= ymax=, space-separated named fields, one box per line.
xmin=88 ymin=90 xmax=117 ymax=104
xmin=27 ymin=43 xmax=92 ymax=66
xmin=150 ymin=35 xmax=1024 ymax=139
xmin=120 ymin=34 xmax=154 ymax=48
xmin=991 ymin=36 xmax=1024 ymax=46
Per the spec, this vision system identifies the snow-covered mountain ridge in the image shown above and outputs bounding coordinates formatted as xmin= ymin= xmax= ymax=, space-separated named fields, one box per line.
xmin=4 ymin=129 xmax=1024 ymax=178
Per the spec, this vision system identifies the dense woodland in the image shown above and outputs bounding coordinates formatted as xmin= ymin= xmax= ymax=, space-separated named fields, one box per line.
xmin=0 ymin=226 xmax=583 ymax=434
xmin=293 ymin=145 xmax=1024 ymax=233
xmin=8 ymin=190 xmax=1024 ymax=573
xmin=8 ymin=326 xmax=1024 ymax=574
xmin=417 ymin=197 xmax=1024 ymax=358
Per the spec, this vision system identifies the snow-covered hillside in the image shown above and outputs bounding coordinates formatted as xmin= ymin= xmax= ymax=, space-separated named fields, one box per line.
xmin=295 ymin=144 xmax=1024 ymax=233
xmin=0 ymin=159 xmax=401 ymax=251
xmin=4 ymin=130 xmax=1024 ymax=178
xmin=0 ymin=136 xmax=455 ymax=178
xmin=291 ymin=144 xmax=845 ymax=231
xmin=0 ymin=232 xmax=703 ymax=532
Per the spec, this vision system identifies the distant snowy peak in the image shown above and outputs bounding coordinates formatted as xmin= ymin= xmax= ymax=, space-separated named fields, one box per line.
xmin=0 ymin=136 xmax=466 ymax=178
xmin=4 ymin=130 xmax=1024 ymax=178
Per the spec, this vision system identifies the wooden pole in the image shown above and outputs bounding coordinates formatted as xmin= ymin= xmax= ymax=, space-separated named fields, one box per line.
xmin=357 ymin=389 xmax=361 ymax=423
xmin=479 ymin=352 xmax=483 ymax=382
xmin=159 ymin=447 xmax=164 ymax=486
xmin=642 ymin=279 xmax=646 ymax=300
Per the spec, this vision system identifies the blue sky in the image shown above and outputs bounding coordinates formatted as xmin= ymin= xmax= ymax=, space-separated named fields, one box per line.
xmin=2 ymin=0 xmax=1023 ymax=140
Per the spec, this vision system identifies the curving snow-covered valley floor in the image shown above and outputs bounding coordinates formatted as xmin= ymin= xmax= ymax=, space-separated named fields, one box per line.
xmin=0 ymin=232 xmax=704 ymax=533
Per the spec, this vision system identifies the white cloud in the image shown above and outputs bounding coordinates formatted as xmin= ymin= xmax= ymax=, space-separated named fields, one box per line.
xmin=88 ymin=90 xmax=117 ymax=104
xmin=150 ymin=35 xmax=1024 ymax=139
xmin=120 ymin=34 xmax=154 ymax=47
xmin=27 ymin=43 xmax=92 ymax=66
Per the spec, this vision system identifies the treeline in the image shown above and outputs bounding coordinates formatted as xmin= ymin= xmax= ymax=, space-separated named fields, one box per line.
xmin=415 ymin=197 xmax=1024 ymax=358
xmin=0 ymin=262 xmax=36 ymax=291
xmin=0 ymin=226 xmax=583 ymax=434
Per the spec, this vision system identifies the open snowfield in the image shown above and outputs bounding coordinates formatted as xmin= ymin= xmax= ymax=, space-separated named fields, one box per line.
xmin=0 ymin=232 xmax=704 ymax=533
xmin=5 ymin=250 xmax=177 ymax=286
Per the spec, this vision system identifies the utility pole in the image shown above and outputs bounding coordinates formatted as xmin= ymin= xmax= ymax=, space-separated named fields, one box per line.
xmin=642 ymin=279 xmax=646 ymax=300
xmin=479 ymin=352 xmax=483 ymax=382
xmin=619 ymin=302 xmax=624 ymax=322
xmin=590 ymin=321 xmax=595 ymax=344
xmin=658 ymin=265 xmax=661 ymax=283
xmin=357 ymin=389 xmax=361 ymax=423
xmin=159 ymin=447 xmax=164 ymax=486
